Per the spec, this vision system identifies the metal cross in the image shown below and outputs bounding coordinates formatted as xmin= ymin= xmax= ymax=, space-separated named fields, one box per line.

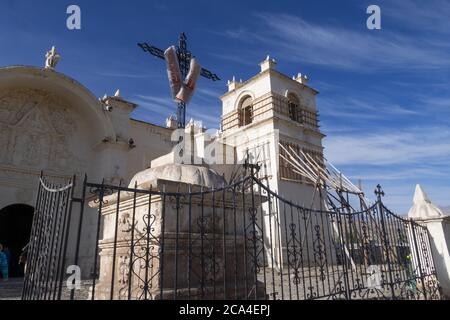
xmin=138 ymin=33 xmax=220 ymax=129
xmin=375 ymin=184 xmax=385 ymax=201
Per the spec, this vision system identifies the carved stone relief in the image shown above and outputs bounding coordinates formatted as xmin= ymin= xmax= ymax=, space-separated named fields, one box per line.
xmin=0 ymin=88 xmax=88 ymax=179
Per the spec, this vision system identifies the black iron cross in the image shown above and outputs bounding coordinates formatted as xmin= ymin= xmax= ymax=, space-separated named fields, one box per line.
xmin=138 ymin=33 xmax=220 ymax=129
xmin=375 ymin=184 xmax=385 ymax=201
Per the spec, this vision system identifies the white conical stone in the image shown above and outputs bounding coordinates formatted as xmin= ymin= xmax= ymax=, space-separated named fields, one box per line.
xmin=413 ymin=185 xmax=431 ymax=204
xmin=408 ymin=185 xmax=444 ymax=220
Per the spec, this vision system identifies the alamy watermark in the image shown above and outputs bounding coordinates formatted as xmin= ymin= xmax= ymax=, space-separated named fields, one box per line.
xmin=367 ymin=5 xmax=381 ymax=30
xmin=66 ymin=5 xmax=81 ymax=30
xmin=64 ymin=4 xmax=381 ymax=34
xmin=66 ymin=265 xmax=81 ymax=290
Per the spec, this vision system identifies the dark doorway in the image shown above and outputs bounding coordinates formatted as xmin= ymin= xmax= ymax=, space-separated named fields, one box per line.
xmin=0 ymin=204 xmax=34 ymax=278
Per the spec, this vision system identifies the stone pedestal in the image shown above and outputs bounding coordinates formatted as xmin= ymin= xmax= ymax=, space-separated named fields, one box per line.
xmin=91 ymin=164 xmax=266 ymax=300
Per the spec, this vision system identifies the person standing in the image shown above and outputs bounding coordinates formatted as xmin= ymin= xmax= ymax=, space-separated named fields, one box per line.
xmin=3 ymin=246 xmax=10 ymax=269
xmin=0 ymin=244 xmax=9 ymax=281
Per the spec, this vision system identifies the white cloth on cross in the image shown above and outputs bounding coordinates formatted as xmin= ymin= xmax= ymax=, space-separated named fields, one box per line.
xmin=164 ymin=46 xmax=201 ymax=104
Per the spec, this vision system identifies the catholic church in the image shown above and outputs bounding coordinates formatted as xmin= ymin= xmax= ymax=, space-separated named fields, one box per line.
xmin=0 ymin=47 xmax=324 ymax=276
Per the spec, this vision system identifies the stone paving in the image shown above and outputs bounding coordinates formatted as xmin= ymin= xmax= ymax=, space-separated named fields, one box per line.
xmin=0 ymin=279 xmax=92 ymax=300
xmin=0 ymin=269 xmax=436 ymax=300
xmin=0 ymin=279 xmax=23 ymax=300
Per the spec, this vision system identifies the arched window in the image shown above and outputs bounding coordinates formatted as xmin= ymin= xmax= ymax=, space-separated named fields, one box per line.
xmin=239 ymin=96 xmax=253 ymax=127
xmin=288 ymin=93 xmax=301 ymax=123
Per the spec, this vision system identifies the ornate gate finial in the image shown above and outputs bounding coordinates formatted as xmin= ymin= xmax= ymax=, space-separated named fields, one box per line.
xmin=375 ymin=184 xmax=385 ymax=201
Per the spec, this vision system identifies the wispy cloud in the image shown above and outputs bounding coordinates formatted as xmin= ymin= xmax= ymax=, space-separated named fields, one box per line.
xmin=326 ymin=133 xmax=450 ymax=213
xmin=261 ymin=12 xmax=450 ymax=71
xmin=324 ymin=127 xmax=450 ymax=166
xmin=218 ymin=12 xmax=450 ymax=72
xmin=197 ymin=87 xmax=223 ymax=99
xmin=95 ymin=71 xmax=161 ymax=79
xmin=384 ymin=0 xmax=450 ymax=35
xmin=418 ymin=96 xmax=450 ymax=109
xmin=132 ymin=94 xmax=174 ymax=116
xmin=319 ymin=95 xmax=420 ymax=122
xmin=132 ymin=94 xmax=221 ymax=129
xmin=186 ymin=107 xmax=220 ymax=128
xmin=346 ymin=166 xmax=450 ymax=182
xmin=208 ymin=52 xmax=256 ymax=67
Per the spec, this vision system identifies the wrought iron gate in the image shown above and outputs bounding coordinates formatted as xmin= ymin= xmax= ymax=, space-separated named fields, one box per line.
xmin=22 ymin=174 xmax=75 ymax=300
xmin=22 ymin=172 xmax=441 ymax=300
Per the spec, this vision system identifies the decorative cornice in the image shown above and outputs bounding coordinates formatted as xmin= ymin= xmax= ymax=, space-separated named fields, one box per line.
xmin=0 ymin=164 xmax=71 ymax=180
xmin=220 ymin=69 xmax=319 ymax=100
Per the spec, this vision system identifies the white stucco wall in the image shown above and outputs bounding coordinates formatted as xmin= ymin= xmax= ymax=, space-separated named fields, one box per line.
xmin=422 ymin=218 xmax=450 ymax=298
xmin=126 ymin=119 xmax=174 ymax=182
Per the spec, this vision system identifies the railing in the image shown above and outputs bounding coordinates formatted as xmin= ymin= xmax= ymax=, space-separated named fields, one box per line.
xmin=22 ymin=172 xmax=441 ymax=300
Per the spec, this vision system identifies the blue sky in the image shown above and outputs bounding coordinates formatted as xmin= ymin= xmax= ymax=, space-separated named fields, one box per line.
xmin=1 ymin=0 xmax=449 ymax=213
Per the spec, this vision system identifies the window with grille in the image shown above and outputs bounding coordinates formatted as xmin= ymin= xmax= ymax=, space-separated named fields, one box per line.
xmin=288 ymin=94 xmax=300 ymax=123
xmin=239 ymin=96 xmax=253 ymax=127
xmin=285 ymin=94 xmax=319 ymax=129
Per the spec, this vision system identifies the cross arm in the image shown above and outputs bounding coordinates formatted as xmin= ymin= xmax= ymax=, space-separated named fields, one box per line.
xmin=138 ymin=43 xmax=165 ymax=60
xmin=201 ymin=68 xmax=221 ymax=82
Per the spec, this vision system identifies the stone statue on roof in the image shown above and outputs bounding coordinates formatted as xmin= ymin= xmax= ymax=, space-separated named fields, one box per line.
xmin=45 ymin=46 xmax=60 ymax=70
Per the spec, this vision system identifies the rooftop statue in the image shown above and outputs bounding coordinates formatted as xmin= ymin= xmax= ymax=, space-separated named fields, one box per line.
xmin=45 ymin=46 xmax=61 ymax=70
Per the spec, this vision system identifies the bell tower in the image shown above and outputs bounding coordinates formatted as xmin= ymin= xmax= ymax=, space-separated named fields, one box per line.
xmin=219 ymin=56 xmax=325 ymax=209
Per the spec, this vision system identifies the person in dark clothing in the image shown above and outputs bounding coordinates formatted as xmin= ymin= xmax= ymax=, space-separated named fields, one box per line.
xmin=0 ymin=243 xmax=9 ymax=281
xmin=3 ymin=246 xmax=11 ymax=268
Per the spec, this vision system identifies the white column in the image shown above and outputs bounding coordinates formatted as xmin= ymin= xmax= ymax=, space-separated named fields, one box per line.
xmin=415 ymin=217 xmax=450 ymax=298
xmin=408 ymin=185 xmax=450 ymax=298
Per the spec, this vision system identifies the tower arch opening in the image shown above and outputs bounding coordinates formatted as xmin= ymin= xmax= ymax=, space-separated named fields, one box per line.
xmin=238 ymin=96 xmax=253 ymax=127
xmin=287 ymin=93 xmax=301 ymax=123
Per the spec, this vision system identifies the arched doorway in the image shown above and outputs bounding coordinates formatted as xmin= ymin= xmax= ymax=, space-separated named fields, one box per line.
xmin=0 ymin=204 xmax=34 ymax=278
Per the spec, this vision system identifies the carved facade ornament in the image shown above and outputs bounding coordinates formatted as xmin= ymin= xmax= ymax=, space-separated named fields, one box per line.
xmin=0 ymin=87 xmax=86 ymax=174
xmin=118 ymin=255 xmax=130 ymax=285
xmin=45 ymin=46 xmax=61 ymax=70
xmin=120 ymin=212 xmax=133 ymax=233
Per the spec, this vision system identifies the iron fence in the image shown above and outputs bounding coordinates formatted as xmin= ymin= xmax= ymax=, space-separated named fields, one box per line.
xmin=22 ymin=171 xmax=441 ymax=300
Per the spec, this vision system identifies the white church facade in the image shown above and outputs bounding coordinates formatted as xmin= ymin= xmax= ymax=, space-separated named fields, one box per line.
xmin=4 ymin=48 xmax=449 ymax=301
xmin=0 ymin=48 xmax=325 ymax=276
xmin=0 ymin=65 xmax=175 ymax=211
